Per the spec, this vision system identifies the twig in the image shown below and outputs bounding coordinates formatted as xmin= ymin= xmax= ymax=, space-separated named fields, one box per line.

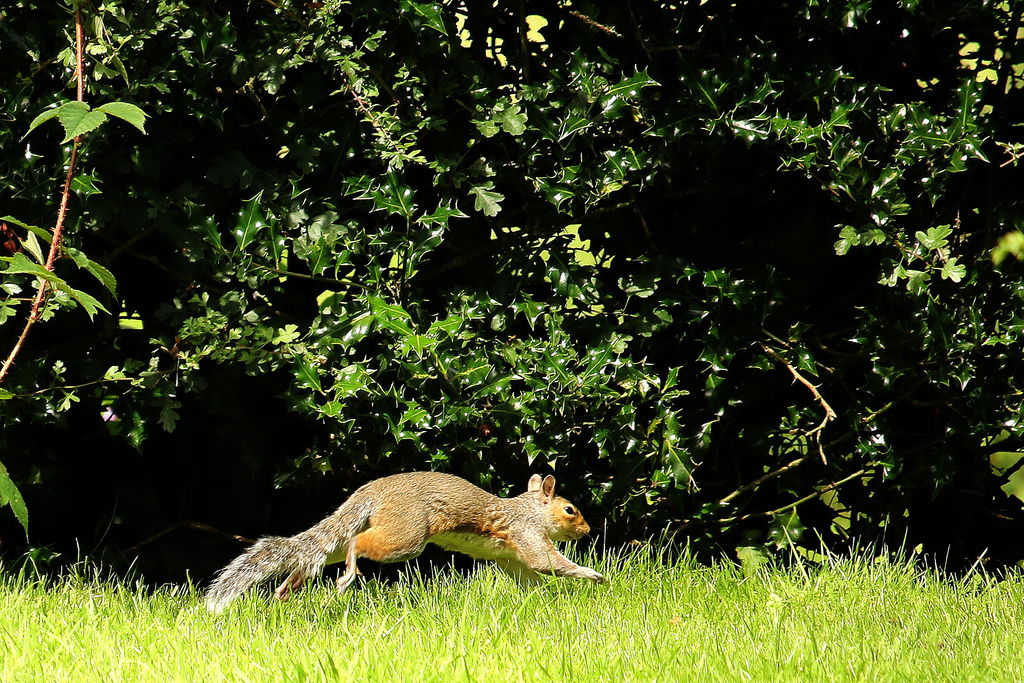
xmin=250 ymin=262 xmax=369 ymax=289
xmin=717 ymin=454 xmax=810 ymax=507
xmin=124 ymin=521 xmax=257 ymax=555
xmin=13 ymin=375 xmax=136 ymax=397
xmin=567 ymin=10 xmax=622 ymax=37
xmin=681 ymin=468 xmax=868 ymax=530
xmin=716 ymin=468 xmax=867 ymax=525
xmin=759 ymin=342 xmax=836 ymax=462
xmin=859 ymin=379 xmax=925 ymax=424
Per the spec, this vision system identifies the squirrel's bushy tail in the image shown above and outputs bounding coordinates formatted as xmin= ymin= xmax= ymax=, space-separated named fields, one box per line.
xmin=204 ymin=501 xmax=372 ymax=613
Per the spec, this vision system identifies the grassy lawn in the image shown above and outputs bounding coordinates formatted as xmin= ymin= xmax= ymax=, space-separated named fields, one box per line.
xmin=2 ymin=549 xmax=1022 ymax=682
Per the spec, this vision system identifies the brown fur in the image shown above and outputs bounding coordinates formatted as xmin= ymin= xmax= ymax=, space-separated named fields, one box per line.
xmin=204 ymin=472 xmax=606 ymax=613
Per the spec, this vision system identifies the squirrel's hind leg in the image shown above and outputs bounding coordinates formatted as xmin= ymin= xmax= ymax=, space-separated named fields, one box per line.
xmin=336 ymin=537 xmax=362 ymax=592
xmin=274 ymin=570 xmax=306 ymax=601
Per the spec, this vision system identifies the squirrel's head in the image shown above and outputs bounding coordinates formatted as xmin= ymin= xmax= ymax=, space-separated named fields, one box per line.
xmin=526 ymin=474 xmax=592 ymax=541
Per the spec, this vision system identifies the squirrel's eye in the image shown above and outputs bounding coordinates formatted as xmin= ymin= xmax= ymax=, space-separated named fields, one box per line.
xmin=563 ymin=505 xmax=575 ymax=515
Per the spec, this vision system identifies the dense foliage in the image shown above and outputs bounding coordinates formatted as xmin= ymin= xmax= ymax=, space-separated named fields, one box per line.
xmin=1 ymin=0 xmax=1023 ymax=577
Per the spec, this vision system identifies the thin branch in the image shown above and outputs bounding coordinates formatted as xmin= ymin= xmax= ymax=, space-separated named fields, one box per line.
xmin=717 ymin=454 xmax=811 ymax=507
xmin=124 ymin=521 xmax=257 ymax=555
xmin=567 ymin=10 xmax=622 ymax=37
xmin=713 ymin=469 xmax=867 ymax=525
xmin=859 ymin=379 xmax=926 ymax=424
xmin=681 ymin=468 xmax=868 ymax=530
xmin=760 ymin=342 xmax=836 ymax=426
xmin=250 ymin=262 xmax=369 ymax=289
xmin=12 ymin=375 xmax=136 ymax=398
xmin=760 ymin=341 xmax=836 ymax=462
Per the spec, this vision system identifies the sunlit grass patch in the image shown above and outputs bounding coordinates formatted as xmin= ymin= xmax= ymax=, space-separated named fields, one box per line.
xmin=2 ymin=549 xmax=1023 ymax=681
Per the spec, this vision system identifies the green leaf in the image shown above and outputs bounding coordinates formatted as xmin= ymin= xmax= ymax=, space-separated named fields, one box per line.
xmin=108 ymin=54 xmax=130 ymax=85
xmin=64 ymin=247 xmax=117 ymax=296
xmin=400 ymin=402 xmax=429 ymax=427
xmin=0 ymin=302 xmax=14 ymax=326
xmin=400 ymin=333 xmax=435 ymax=358
xmin=65 ymin=288 xmax=108 ymax=319
xmin=469 ymin=185 xmax=504 ymax=217
xmin=3 ymin=252 xmax=108 ymax=318
xmin=383 ymin=173 xmax=416 ymax=218
xmin=862 ymin=228 xmax=886 ymax=245
xmin=736 ymin=545 xmax=772 ymax=574
xmin=0 ymin=459 xmax=29 ymax=536
xmin=272 ymin=324 xmax=301 ymax=344
xmin=233 ymin=192 xmax=266 ymax=253
xmin=368 ymin=295 xmax=414 ymax=335
xmin=21 ymin=232 xmax=45 ymax=264
xmin=603 ymin=71 xmax=659 ymax=99
xmin=56 ymin=101 xmax=107 ymax=143
xmin=71 ymin=175 xmax=103 ymax=196
xmin=940 ymin=258 xmax=966 ymax=283
xmin=334 ymin=363 xmax=369 ymax=396
xmin=905 ymin=268 xmax=930 ymax=295
xmin=400 ymin=0 xmax=447 ymax=35
xmin=95 ymin=101 xmax=148 ymax=134
xmin=475 ymin=119 xmax=500 ymax=138
xmin=158 ymin=397 xmax=181 ymax=432
xmin=428 ymin=314 xmax=463 ymax=337
xmin=200 ymin=217 xmax=224 ymax=253
xmin=558 ymin=114 xmax=592 ymax=141
xmin=498 ymin=105 xmax=528 ymax=136
xmin=4 ymin=252 xmax=61 ymax=281
xmin=341 ymin=310 xmax=376 ymax=343
xmin=916 ymin=225 xmax=951 ymax=250
xmin=82 ymin=259 xmax=117 ymax=296
xmin=418 ymin=203 xmax=468 ymax=228
xmin=0 ymin=216 xmax=52 ymax=244
xmin=296 ymin=360 xmax=323 ymax=393
xmin=23 ymin=106 xmax=63 ymax=139
xmin=543 ymin=351 xmax=575 ymax=388
xmin=992 ymin=231 xmax=1024 ymax=265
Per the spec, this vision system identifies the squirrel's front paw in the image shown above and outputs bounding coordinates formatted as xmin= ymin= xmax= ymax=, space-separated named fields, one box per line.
xmin=580 ymin=566 xmax=608 ymax=584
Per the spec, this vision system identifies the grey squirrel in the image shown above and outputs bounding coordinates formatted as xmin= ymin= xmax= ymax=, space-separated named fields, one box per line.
xmin=205 ymin=471 xmax=607 ymax=612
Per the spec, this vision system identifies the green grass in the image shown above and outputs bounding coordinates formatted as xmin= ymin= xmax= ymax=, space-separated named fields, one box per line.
xmin=2 ymin=549 xmax=1024 ymax=682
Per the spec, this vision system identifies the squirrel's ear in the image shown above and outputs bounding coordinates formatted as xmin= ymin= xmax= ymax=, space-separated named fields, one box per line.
xmin=541 ymin=475 xmax=556 ymax=500
xmin=527 ymin=474 xmax=543 ymax=492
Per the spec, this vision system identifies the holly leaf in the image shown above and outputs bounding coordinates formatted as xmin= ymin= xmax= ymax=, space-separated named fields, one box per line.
xmin=233 ymin=192 xmax=266 ymax=253
xmin=71 ymin=175 xmax=103 ymax=196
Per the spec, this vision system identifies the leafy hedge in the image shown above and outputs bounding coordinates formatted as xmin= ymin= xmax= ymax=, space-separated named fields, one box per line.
xmin=1 ymin=0 xmax=1023 ymax=574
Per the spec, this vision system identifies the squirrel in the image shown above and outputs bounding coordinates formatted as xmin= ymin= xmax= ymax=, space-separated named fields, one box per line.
xmin=204 ymin=471 xmax=607 ymax=612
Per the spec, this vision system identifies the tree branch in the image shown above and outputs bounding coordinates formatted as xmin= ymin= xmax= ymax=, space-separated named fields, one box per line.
xmin=680 ymin=468 xmax=868 ymax=530
xmin=717 ymin=454 xmax=811 ymax=507
xmin=0 ymin=6 xmax=86 ymax=385
xmin=759 ymin=341 xmax=836 ymax=462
